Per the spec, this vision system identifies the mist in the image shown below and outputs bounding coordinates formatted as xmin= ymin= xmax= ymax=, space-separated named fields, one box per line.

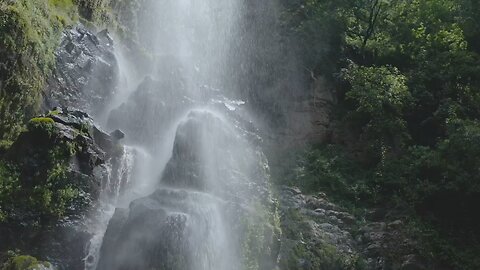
xmin=84 ymin=1 xmax=286 ymax=269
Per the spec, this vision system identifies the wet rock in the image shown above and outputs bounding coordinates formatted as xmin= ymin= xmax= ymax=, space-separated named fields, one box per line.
xmin=98 ymin=189 xmax=219 ymax=270
xmin=100 ymin=106 xmax=278 ymax=270
xmin=110 ymin=129 xmax=125 ymax=140
xmin=43 ymin=24 xmax=119 ymax=115
xmin=107 ymin=74 xmax=191 ymax=146
xmin=401 ymin=254 xmax=426 ymax=270
xmin=161 ymin=110 xmax=270 ymax=201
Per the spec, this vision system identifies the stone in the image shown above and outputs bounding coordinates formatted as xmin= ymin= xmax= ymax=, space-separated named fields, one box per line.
xmin=43 ymin=24 xmax=119 ymax=115
xmin=401 ymin=254 xmax=426 ymax=270
xmin=110 ymin=129 xmax=125 ymax=140
xmin=388 ymin=219 xmax=404 ymax=230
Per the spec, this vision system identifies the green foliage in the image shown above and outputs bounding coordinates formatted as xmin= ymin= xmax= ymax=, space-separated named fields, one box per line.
xmin=382 ymin=119 xmax=480 ymax=224
xmin=283 ymin=145 xmax=374 ymax=210
xmin=1 ymin=255 xmax=51 ymax=270
xmin=406 ymin=218 xmax=480 ymax=270
xmin=281 ymin=1 xmax=480 ymax=266
xmin=30 ymin=162 xmax=79 ymax=218
xmin=343 ymin=64 xmax=411 ymax=159
xmin=0 ymin=161 xmax=20 ymax=223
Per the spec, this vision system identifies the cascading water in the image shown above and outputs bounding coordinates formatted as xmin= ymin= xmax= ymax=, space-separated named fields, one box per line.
xmin=84 ymin=1 xmax=280 ymax=269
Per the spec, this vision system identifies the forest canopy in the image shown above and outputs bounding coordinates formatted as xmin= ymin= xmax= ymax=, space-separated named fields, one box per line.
xmin=280 ymin=0 xmax=480 ymax=268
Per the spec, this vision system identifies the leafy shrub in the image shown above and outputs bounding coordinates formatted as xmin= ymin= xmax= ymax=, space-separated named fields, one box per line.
xmin=284 ymin=144 xmax=375 ymax=212
xmin=343 ymin=64 xmax=411 ymax=161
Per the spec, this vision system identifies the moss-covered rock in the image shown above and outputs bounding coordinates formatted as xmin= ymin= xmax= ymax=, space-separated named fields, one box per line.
xmin=278 ymin=187 xmax=364 ymax=270
xmin=1 ymin=107 xmax=123 ymax=224
xmin=0 ymin=107 xmax=127 ymax=269
xmin=1 ymin=255 xmax=53 ymax=270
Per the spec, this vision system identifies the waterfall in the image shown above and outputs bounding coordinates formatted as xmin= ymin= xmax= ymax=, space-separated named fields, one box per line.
xmin=83 ymin=1 xmax=279 ymax=269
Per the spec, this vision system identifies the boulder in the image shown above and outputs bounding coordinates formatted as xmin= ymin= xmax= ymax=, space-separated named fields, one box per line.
xmin=98 ymin=189 xmax=221 ymax=270
xmin=107 ymin=74 xmax=191 ymax=146
xmin=109 ymin=129 xmax=125 ymax=140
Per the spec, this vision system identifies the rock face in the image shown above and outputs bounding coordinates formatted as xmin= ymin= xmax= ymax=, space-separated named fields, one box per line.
xmin=356 ymin=219 xmax=427 ymax=270
xmin=98 ymin=189 xmax=226 ymax=270
xmin=43 ymin=25 xmax=119 ymax=116
xmin=281 ymin=76 xmax=336 ymax=146
xmin=107 ymin=72 xmax=191 ymax=146
xmin=278 ymin=186 xmax=429 ymax=270
xmin=278 ymin=186 xmax=359 ymax=270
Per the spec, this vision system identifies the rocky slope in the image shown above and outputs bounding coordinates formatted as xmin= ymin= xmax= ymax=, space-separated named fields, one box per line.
xmin=278 ymin=186 xmax=429 ymax=270
xmin=43 ymin=25 xmax=119 ymax=116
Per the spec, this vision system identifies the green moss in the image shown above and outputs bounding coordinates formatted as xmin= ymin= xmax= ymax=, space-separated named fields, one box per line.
xmin=26 ymin=118 xmax=57 ymax=138
xmin=1 ymin=255 xmax=51 ymax=270
xmin=28 ymin=118 xmax=54 ymax=125
xmin=46 ymin=109 xmax=60 ymax=116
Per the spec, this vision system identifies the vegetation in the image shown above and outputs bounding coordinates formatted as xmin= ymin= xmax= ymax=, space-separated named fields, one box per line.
xmin=242 ymin=201 xmax=282 ymax=270
xmin=1 ymin=255 xmax=51 ymax=270
xmin=280 ymin=0 xmax=480 ymax=268
xmin=0 ymin=0 xmax=78 ymax=143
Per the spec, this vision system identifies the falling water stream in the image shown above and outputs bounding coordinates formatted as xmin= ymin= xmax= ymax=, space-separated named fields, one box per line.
xmin=83 ymin=1 xmax=273 ymax=270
